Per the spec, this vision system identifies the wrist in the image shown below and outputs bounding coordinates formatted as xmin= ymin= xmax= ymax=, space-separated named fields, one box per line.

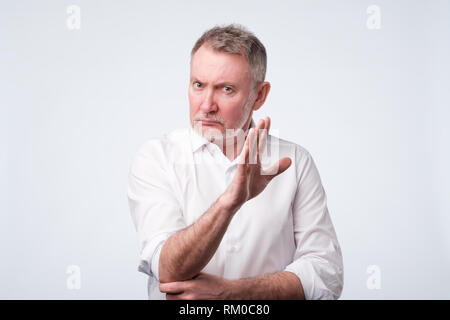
xmin=222 ymin=279 xmax=239 ymax=300
xmin=219 ymin=192 xmax=243 ymax=214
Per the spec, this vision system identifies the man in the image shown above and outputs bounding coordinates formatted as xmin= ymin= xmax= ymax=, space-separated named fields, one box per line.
xmin=127 ymin=24 xmax=343 ymax=300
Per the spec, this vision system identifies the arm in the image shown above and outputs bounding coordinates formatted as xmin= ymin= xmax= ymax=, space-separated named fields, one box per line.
xmin=160 ymin=148 xmax=343 ymax=300
xmin=282 ymin=148 xmax=344 ymax=300
xmin=128 ymin=138 xmax=241 ymax=283
xmin=159 ymin=194 xmax=241 ymax=283
xmin=159 ymin=117 xmax=291 ymax=284
xmin=227 ymin=271 xmax=305 ymax=300
xmin=159 ymin=271 xmax=305 ymax=300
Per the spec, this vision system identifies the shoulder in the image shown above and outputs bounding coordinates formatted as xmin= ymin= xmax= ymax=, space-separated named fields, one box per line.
xmin=134 ymin=128 xmax=190 ymax=160
xmin=267 ymin=135 xmax=318 ymax=183
xmin=137 ymin=128 xmax=188 ymax=156
xmin=267 ymin=134 xmax=311 ymax=160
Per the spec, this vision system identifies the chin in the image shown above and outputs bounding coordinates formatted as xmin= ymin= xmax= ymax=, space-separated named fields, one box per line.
xmin=195 ymin=126 xmax=223 ymax=141
xmin=204 ymin=130 xmax=225 ymax=141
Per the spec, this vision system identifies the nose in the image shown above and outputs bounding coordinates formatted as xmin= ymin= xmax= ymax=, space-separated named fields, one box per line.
xmin=199 ymin=88 xmax=218 ymax=114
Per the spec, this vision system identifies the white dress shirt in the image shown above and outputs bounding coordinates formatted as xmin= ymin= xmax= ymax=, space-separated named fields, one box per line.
xmin=127 ymin=118 xmax=344 ymax=300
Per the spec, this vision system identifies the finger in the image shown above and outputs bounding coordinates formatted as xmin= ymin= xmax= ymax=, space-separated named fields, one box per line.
xmin=239 ymin=129 xmax=250 ymax=166
xmin=248 ymin=128 xmax=258 ymax=165
xmin=254 ymin=119 xmax=262 ymax=154
xmin=257 ymin=118 xmax=265 ymax=130
xmin=237 ymin=130 xmax=249 ymax=166
xmin=246 ymin=129 xmax=253 ymax=165
xmin=244 ymin=128 xmax=253 ymax=164
xmin=258 ymin=128 xmax=268 ymax=158
xmin=166 ymin=293 xmax=184 ymax=300
xmin=262 ymin=157 xmax=292 ymax=180
xmin=255 ymin=119 xmax=264 ymax=153
xmin=159 ymin=282 xmax=184 ymax=294
xmin=265 ymin=116 xmax=271 ymax=134
xmin=257 ymin=117 xmax=270 ymax=163
xmin=167 ymin=292 xmax=196 ymax=300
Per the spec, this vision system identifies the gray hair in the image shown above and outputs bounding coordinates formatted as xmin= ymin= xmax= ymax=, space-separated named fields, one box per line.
xmin=191 ymin=24 xmax=267 ymax=87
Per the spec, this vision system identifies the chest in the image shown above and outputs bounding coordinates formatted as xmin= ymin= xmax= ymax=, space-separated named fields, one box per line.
xmin=173 ymin=159 xmax=297 ymax=241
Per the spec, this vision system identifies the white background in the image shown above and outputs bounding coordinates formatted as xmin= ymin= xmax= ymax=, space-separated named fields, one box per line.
xmin=1 ymin=0 xmax=449 ymax=299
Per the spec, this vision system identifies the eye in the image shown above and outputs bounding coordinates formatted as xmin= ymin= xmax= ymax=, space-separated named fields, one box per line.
xmin=224 ymin=86 xmax=233 ymax=93
xmin=193 ymin=81 xmax=202 ymax=88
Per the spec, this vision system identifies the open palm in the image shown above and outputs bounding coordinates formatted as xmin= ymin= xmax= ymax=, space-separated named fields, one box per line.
xmin=224 ymin=116 xmax=292 ymax=207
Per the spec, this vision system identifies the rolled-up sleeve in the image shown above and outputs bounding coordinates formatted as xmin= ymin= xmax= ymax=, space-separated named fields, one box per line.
xmin=127 ymin=139 xmax=186 ymax=280
xmin=284 ymin=148 xmax=344 ymax=300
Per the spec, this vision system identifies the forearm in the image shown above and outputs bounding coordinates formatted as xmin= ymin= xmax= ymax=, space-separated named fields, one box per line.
xmin=227 ymin=271 xmax=305 ymax=300
xmin=159 ymin=193 xmax=241 ymax=283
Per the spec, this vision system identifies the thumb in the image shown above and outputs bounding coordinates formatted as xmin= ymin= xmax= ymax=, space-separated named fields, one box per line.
xmin=262 ymin=157 xmax=292 ymax=181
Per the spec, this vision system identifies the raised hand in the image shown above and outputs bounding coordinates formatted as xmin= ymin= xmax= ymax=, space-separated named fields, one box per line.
xmin=222 ymin=116 xmax=292 ymax=209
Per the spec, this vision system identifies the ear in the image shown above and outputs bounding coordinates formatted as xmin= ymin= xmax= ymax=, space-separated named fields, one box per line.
xmin=252 ymin=81 xmax=271 ymax=111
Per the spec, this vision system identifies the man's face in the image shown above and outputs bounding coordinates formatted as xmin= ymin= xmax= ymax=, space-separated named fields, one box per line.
xmin=189 ymin=44 xmax=255 ymax=141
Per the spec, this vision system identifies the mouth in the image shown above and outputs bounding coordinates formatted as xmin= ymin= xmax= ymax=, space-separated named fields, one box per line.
xmin=198 ymin=119 xmax=220 ymax=125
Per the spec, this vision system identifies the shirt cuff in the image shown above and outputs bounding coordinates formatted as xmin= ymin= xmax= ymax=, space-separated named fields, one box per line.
xmin=138 ymin=230 xmax=178 ymax=280
xmin=284 ymin=258 xmax=343 ymax=300
xmin=150 ymin=242 xmax=163 ymax=281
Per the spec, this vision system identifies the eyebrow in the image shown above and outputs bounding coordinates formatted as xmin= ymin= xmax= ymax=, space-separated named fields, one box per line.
xmin=191 ymin=77 xmax=239 ymax=89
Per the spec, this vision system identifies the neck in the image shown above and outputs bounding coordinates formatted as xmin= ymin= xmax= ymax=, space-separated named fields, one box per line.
xmin=215 ymin=116 xmax=253 ymax=161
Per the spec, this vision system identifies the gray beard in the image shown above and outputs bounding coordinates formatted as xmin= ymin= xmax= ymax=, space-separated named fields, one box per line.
xmin=197 ymin=90 xmax=256 ymax=142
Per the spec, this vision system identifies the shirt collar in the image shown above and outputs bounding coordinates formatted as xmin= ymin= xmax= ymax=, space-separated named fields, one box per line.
xmin=189 ymin=118 xmax=256 ymax=154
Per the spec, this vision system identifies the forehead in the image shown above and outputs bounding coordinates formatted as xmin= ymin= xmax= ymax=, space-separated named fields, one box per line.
xmin=190 ymin=45 xmax=251 ymax=84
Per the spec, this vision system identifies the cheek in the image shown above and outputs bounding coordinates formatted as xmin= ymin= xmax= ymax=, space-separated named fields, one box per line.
xmin=218 ymin=97 xmax=246 ymax=124
xmin=188 ymin=91 xmax=201 ymax=113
